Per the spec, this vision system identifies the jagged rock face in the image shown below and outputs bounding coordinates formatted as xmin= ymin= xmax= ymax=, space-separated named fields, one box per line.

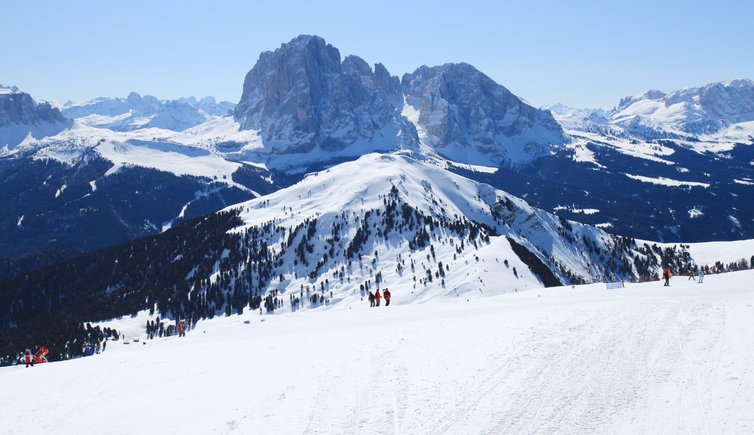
xmin=402 ymin=63 xmax=565 ymax=167
xmin=234 ymin=35 xmax=416 ymax=154
xmin=0 ymin=88 xmax=66 ymax=126
xmin=681 ymin=80 xmax=754 ymax=125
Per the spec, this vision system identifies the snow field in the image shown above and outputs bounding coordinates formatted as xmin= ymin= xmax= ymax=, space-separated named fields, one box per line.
xmin=2 ymin=269 xmax=753 ymax=434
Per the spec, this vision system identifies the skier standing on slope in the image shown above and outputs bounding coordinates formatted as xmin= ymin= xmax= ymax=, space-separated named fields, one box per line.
xmin=23 ymin=349 xmax=34 ymax=368
xmin=663 ymin=267 xmax=672 ymax=286
xmin=688 ymin=267 xmax=697 ymax=281
xmin=368 ymin=292 xmax=375 ymax=307
xmin=698 ymin=268 xmax=705 ymax=284
xmin=375 ymin=289 xmax=382 ymax=307
xmin=384 ymin=288 xmax=391 ymax=306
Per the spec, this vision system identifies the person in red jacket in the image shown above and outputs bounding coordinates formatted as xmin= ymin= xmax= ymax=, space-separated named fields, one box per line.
xmin=375 ymin=289 xmax=381 ymax=307
xmin=384 ymin=288 xmax=391 ymax=306
xmin=23 ymin=349 xmax=34 ymax=368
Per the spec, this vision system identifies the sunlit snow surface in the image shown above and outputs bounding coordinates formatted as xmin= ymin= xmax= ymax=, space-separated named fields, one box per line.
xmin=2 ymin=269 xmax=754 ymax=434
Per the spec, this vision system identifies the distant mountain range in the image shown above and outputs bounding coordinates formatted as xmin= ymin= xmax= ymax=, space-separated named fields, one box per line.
xmin=61 ymin=92 xmax=235 ymax=132
xmin=548 ymin=79 xmax=754 ymax=141
xmin=0 ymin=35 xmax=752 ymax=271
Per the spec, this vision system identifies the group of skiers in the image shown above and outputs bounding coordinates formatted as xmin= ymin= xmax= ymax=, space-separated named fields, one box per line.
xmin=368 ymin=288 xmax=391 ymax=307
xmin=662 ymin=265 xmax=705 ymax=286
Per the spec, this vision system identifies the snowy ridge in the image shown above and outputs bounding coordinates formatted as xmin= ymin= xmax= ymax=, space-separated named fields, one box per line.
xmin=209 ymin=152 xmax=658 ymax=308
xmin=5 ymin=121 xmax=246 ymax=187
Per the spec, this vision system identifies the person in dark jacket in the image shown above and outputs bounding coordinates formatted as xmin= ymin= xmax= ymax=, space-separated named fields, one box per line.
xmin=368 ymin=292 xmax=375 ymax=307
xmin=384 ymin=288 xmax=391 ymax=306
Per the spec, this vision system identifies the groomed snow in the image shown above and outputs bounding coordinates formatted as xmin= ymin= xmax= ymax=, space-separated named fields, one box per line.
xmin=2 ymin=270 xmax=754 ymax=434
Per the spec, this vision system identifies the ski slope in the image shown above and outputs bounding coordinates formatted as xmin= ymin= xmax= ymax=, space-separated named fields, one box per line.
xmin=2 ymin=269 xmax=754 ymax=434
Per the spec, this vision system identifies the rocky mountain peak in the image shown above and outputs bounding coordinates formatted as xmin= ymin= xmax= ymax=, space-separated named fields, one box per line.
xmin=233 ymin=35 xmax=416 ymax=161
xmin=402 ymin=63 xmax=565 ymax=167
xmin=0 ymin=87 xmax=67 ymax=127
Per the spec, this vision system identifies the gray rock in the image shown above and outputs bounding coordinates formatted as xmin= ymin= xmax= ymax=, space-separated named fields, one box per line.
xmin=402 ymin=63 xmax=565 ymax=167
xmin=0 ymin=87 xmax=67 ymax=126
xmin=234 ymin=35 xmax=417 ymax=156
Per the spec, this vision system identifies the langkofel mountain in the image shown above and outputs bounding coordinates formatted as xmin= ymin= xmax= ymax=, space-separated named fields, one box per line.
xmin=1 ymin=35 xmax=752 ymax=280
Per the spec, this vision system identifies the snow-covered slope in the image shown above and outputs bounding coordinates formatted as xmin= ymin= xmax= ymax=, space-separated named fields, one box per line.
xmin=222 ymin=151 xmax=651 ymax=296
xmin=3 ymin=269 xmax=753 ymax=434
xmin=62 ymin=92 xmax=235 ymax=132
xmin=6 ymin=121 xmax=247 ymax=185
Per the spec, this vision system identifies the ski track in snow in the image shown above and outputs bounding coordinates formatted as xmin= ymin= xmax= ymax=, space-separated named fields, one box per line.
xmin=2 ymin=270 xmax=754 ymax=434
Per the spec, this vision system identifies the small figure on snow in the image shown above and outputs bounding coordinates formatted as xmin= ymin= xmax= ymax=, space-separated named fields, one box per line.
xmin=384 ymin=288 xmax=391 ymax=306
xmin=23 ymin=349 xmax=34 ymax=368
xmin=368 ymin=292 xmax=375 ymax=307
xmin=662 ymin=267 xmax=672 ymax=286
xmin=698 ymin=268 xmax=705 ymax=284
xmin=687 ymin=267 xmax=697 ymax=281
xmin=177 ymin=320 xmax=185 ymax=337
xmin=375 ymin=289 xmax=382 ymax=307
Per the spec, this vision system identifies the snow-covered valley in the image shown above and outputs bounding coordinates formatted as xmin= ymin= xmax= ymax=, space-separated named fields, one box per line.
xmin=2 ymin=269 xmax=753 ymax=434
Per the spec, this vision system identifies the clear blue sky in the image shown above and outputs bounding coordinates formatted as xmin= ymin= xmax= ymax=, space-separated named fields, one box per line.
xmin=2 ymin=0 xmax=752 ymax=108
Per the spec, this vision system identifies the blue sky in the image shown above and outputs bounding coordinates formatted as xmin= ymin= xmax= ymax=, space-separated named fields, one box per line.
xmin=2 ymin=0 xmax=752 ymax=108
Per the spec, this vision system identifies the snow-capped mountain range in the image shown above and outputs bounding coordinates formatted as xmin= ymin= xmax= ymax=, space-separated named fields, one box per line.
xmin=548 ymin=79 xmax=754 ymax=143
xmin=0 ymin=34 xmax=752 ymax=268
xmin=61 ymin=92 xmax=235 ymax=132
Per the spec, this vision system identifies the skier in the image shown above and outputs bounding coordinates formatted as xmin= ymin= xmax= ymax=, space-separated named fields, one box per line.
xmin=687 ymin=267 xmax=697 ymax=281
xmin=384 ymin=288 xmax=391 ymax=306
xmin=23 ymin=349 xmax=34 ymax=368
xmin=698 ymin=268 xmax=705 ymax=284
xmin=663 ymin=267 xmax=672 ymax=286
xmin=368 ymin=292 xmax=375 ymax=307
xmin=375 ymin=289 xmax=382 ymax=307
